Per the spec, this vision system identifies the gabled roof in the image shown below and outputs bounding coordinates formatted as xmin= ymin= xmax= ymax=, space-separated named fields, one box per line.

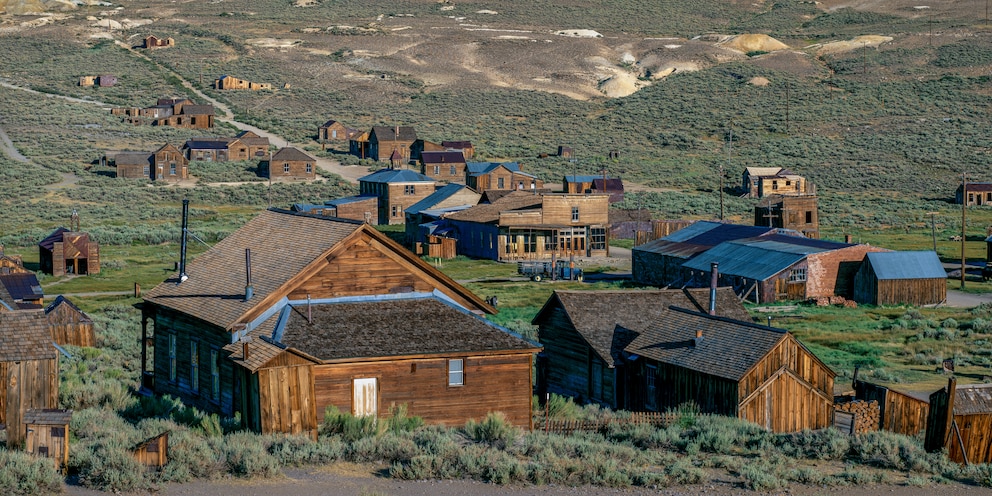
xmin=45 ymin=295 xmax=92 ymax=322
xmin=532 ymin=288 xmax=749 ymax=367
xmin=957 ymin=182 xmax=992 ymax=192
xmin=185 ymin=138 xmax=232 ymax=150
xmin=113 ymin=152 xmax=153 ymax=166
xmin=276 ymin=294 xmax=538 ymax=362
xmin=421 ymin=151 xmax=467 ymax=164
xmin=0 ymin=273 xmax=43 ymax=301
xmin=0 ymin=279 xmax=16 ymax=310
xmin=954 ymin=384 xmax=992 ymax=415
xmin=234 ymin=130 xmax=270 ymax=147
xmin=38 ymin=227 xmax=70 ymax=251
xmin=271 ymin=147 xmax=315 ymax=162
xmin=864 ymin=251 xmax=946 ymax=280
xmin=632 ymin=221 xmax=778 ymax=259
xmin=320 ymin=120 xmax=343 ymax=128
xmin=23 ymin=409 xmax=72 ymax=425
xmin=371 ymin=126 xmax=417 ymax=141
xmin=467 ymin=162 xmax=520 ymax=176
xmin=744 ymin=167 xmax=785 ymax=177
xmin=592 ymin=178 xmax=624 ymax=192
xmin=442 ymin=141 xmax=472 ymax=149
xmin=683 ymin=235 xmax=851 ymax=281
xmin=324 ymin=195 xmax=376 ymax=206
xmin=145 ymin=209 xmax=493 ymax=330
xmin=406 ymin=184 xmax=471 ymax=215
xmin=625 ymin=307 xmax=799 ymax=382
xmin=154 ymin=143 xmax=183 ymax=154
xmin=359 ymin=168 xmax=434 ymax=184
xmin=444 ymin=191 xmax=543 ymax=224
xmin=0 ymin=310 xmax=56 ymax=362
xmin=180 ymin=105 xmax=214 ymax=116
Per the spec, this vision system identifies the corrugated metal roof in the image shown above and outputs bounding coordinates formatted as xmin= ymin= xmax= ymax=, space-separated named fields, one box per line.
xmin=683 ymin=240 xmax=810 ymax=281
xmin=325 ymin=195 xmax=375 ymax=206
xmin=565 ymin=175 xmax=609 ymax=182
xmin=632 ymin=222 xmax=777 ymax=257
xmin=865 ymin=251 xmax=946 ymax=280
xmin=407 ymin=184 xmax=466 ymax=214
xmin=359 ymin=168 xmax=434 ymax=183
xmin=954 ymin=384 xmax=992 ymax=415
xmin=466 ymin=162 xmax=520 ymax=175
xmin=421 ymin=151 xmax=466 ymax=163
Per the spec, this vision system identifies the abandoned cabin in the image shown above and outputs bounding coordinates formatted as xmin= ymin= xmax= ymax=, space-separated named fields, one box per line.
xmin=441 ymin=141 xmax=474 ymax=160
xmin=214 ymin=75 xmax=272 ymax=91
xmin=317 ymin=120 xmax=360 ymax=143
xmin=142 ymin=35 xmax=175 ymax=49
xmin=142 ymin=208 xmax=538 ymax=437
xmin=0 ymin=311 xmax=60 ymax=446
xmin=45 ymin=295 xmax=95 ymax=347
xmin=358 ymin=168 xmax=437 ymax=225
xmin=624 ymin=307 xmax=836 ymax=433
xmin=852 ymin=251 xmax=947 ymax=306
xmin=23 ymin=408 xmax=72 ymax=473
xmin=532 ymin=287 xmax=749 ymax=409
xmin=290 ymin=196 xmax=379 ymax=224
xmin=0 ymin=247 xmax=27 ymax=275
xmin=438 ymin=191 xmax=610 ymax=261
xmin=0 ymin=272 xmax=44 ymax=309
xmin=563 ymin=174 xmax=616 ymax=194
xmin=754 ymin=194 xmax=820 ymax=239
xmin=741 ymin=167 xmax=813 ymax=198
xmin=38 ymin=225 xmax=100 ymax=276
xmin=404 ymin=183 xmax=482 ymax=251
xmin=926 ymin=381 xmax=992 ymax=465
xmin=956 ymin=182 xmax=992 ymax=206
xmin=590 ymin=177 xmax=625 ymax=203
xmin=261 ymin=147 xmax=317 ymax=181
xmin=421 ymin=151 xmax=468 ymax=184
xmin=111 ymin=98 xmax=214 ymax=129
xmin=368 ymin=126 xmax=417 ymax=163
xmin=466 ymin=162 xmax=544 ymax=192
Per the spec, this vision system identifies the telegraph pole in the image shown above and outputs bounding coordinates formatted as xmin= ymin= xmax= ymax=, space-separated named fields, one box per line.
xmin=961 ymin=171 xmax=967 ymax=289
xmin=927 ymin=211 xmax=938 ymax=252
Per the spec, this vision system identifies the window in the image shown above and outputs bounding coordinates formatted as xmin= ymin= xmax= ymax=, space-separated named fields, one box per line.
xmin=190 ymin=341 xmax=199 ymax=392
xmin=518 ymin=181 xmax=524 ymax=190
xmin=523 ymin=233 xmax=537 ymax=253
xmin=789 ymin=268 xmax=807 ymax=282
xmin=143 ymin=165 xmax=150 ymax=177
xmin=589 ymin=228 xmax=607 ymax=250
xmin=434 ymin=165 xmax=440 ymax=175
xmin=497 ymin=177 xmax=504 ymax=189
xmin=530 ymin=181 xmax=536 ymax=190
xmin=283 ymin=163 xmax=290 ymax=173
xmin=785 ymin=180 xmax=791 ymax=186
xmin=805 ymin=211 xmax=813 ymax=223
xmin=168 ymin=334 xmax=177 ymax=382
xmin=544 ymin=233 xmax=558 ymax=251
xmin=306 ymin=163 xmax=312 ymax=174
xmin=645 ymin=365 xmax=657 ymax=411
xmin=449 ymin=165 xmax=456 ymax=176
xmin=772 ymin=180 xmax=778 ymax=190
xmin=571 ymin=207 xmax=580 ymax=222
xmin=331 ymin=129 xmax=337 ymax=138
xmin=210 ymin=349 xmax=220 ymax=401
xmin=392 ymin=205 xmax=399 ymax=217
xmin=404 ymin=185 xmax=416 ymax=195
xmin=170 ymin=163 xmax=177 ymax=175
xmin=448 ymin=358 xmax=464 ymax=386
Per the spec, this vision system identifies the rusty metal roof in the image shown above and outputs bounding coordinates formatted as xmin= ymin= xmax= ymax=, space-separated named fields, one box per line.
xmin=954 ymin=384 xmax=992 ymax=415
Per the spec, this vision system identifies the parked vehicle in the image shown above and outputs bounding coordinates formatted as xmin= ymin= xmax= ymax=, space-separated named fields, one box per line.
xmin=517 ymin=260 xmax=583 ymax=282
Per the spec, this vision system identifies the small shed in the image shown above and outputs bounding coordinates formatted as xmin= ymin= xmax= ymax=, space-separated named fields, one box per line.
xmin=926 ymin=380 xmax=992 ymax=465
xmin=97 ymin=75 xmax=117 ymax=87
xmin=23 ymin=409 xmax=72 ymax=473
xmin=79 ymin=76 xmax=95 ymax=87
xmin=0 ymin=311 xmax=59 ymax=447
xmin=853 ymin=251 xmax=947 ymax=306
xmin=132 ymin=431 xmax=170 ymax=470
xmin=45 ymin=295 xmax=95 ymax=347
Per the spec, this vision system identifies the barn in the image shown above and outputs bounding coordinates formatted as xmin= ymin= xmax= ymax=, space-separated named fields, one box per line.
xmin=853 ymin=251 xmax=947 ymax=306
xmin=38 ymin=227 xmax=100 ymax=276
xmin=45 ymin=295 xmax=95 ymax=347
xmin=624 ymin=307 xmax=835 ymax=433
xmin=0 ymin=311 xmax=60 ymax=446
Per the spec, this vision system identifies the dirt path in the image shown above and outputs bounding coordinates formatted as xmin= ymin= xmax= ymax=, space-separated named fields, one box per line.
xmin=945 ymin=289 xmax=992 ymax=308
xmin=0 ymin=106 xmax=80 ymax=189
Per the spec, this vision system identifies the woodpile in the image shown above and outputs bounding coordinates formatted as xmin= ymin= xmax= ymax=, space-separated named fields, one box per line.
xmin=835 ymin=399 xmax=880 ymax=434
xmin=813 ymin=296 xmax=857 ymax=308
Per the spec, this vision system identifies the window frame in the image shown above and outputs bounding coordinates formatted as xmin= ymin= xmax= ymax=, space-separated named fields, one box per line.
xmin=168 ymin=334 xmax=177 ymax=383
xmin=190 ymin=340 xmax=199 ymax=393
xmin=210 ymin=349 xmax=220 ymax=402
xmin=571 ymin=206 xmax=580 ymax=222
xmin=448 ymin=358 xmax=464 ymax=386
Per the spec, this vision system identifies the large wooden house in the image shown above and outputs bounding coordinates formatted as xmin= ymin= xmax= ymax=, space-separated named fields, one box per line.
xmin=39 ymin=227 xmax=100 ymax=276
xmin=214 ymin=75 xmax=272 ymax=90
xmin=532 ymin=288 xmax=749 ymax=409
xmin=853 ymin=251 xmax=947 ymax=306
xmin=754 ymin=195 xmax=819 ymax=239
xmin=440 ymin=192 xmax=610 ymax=261
xmin=262 ymin=147 xmax=317 ymax=181
xmin=358 ymin=168 xmax=437 ymax=225
xmin=111 ymin=98 xmax=214 ymax=129
xmin=141 ymin=209 xmax=536 ymax=436
xmin=741 ymin=167 xmax=812 ymax=198
xmin=105 ymin=144 xmax=188 ymax=181
xmin=441 ymin=141 xmax=475 ymax=160
xmin=0 ymin=311 xmax=60 ymax=446
xmin=467 ymin=162 xmax=543 ymax=192
xmin=368 ymin=126 xmax=417 ymax=163
xmin=956 ymin=182 xmax=992 ymax=206
xmin=421 ymin=151 xmax=468 ymax=183
xmin=317 ymin=120 xmax=359 ymax=143
xmin=45 ymin=295 xmax=95 ymax=347
xmin=625 ymin=307 xmax=835 ymax=433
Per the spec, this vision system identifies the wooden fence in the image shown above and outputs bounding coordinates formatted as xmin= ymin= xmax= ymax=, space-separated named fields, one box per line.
xmin=541 ymin=412 xmax=682 ymax=435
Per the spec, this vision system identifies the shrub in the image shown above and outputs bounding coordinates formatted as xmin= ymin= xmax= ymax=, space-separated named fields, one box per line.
xmin=941 ymin=318 xmax=959 ymax=329
xmin=740 ymin=464 xmax=783 ymax=490
xmin=776 ymin=428 xmax=850 ymax=460
xmin=214 ymin=432 xmax=280 ymax=478
xmin=544 ymin=393 xmax=583 ymax=420
xmin=321 ymin=406 xmax=380 ymax=442
xmin=383 ymin=404 xmax=423 ymax=434
xmin=464 ymin=412 xmax=518 ymax=449
xmin=269 ymin=435 xmax=344 ymax=466
xmin=665 ymin=458 xmax=706 ymax=485
xmin=0 ymin=447 xmax=64 ymax=495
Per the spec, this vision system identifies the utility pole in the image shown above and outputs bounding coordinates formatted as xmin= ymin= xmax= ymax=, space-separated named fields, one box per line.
xmin=863 ymin=42 xmax=867 ymax=75
xmin=722 ymin=125 xmax=732 ymax=221
xmin=929 ymin=15 xmax=933 ymax=47
xmin=785 ymin=81 xmax=790 ymax=135
xmin=962 ymin=171 xmax=967 ymax=289
xmin=927 ymin=211 xmax=938 ymax=252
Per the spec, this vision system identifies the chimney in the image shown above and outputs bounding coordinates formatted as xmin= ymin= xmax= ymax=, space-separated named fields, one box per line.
xmin=242 ymin=341 xmax=250 ymax=361
xmin=693 ymin=329 xmax=703 ymax=347
xmin=178 ymin=199 xmax=189 ymax=283
xmin=244 ymin=248 xmax=254 ymax=301
xmin=708 ymin=262 xmax=719 ymax=316
xmin=845 ymin=234 xmax=853 ymax=244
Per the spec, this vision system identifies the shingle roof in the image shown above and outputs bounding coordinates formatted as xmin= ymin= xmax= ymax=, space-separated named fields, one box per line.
xmin=45 ymin=295 xmax=92 ymax=322
xmin=683 ymin=235 xmax=851 ymax=281
xmin=113 ymin=152 xmax=153 ymax=166
xmin=444 ymin=191 xmax=543 ymax=224
xmin=954 ymin=384 xmax=992 ymax=415
xmin=234 ymin=131 xmax=269 ymax=147
xmin=0 ymin=310 xmax=56 ymax=361
xmin=181 ymin=105 xmax=214 ymax=116
xmin=371 ymin=126 xmax=417 ymax=141
xmin=421 ymin=151 xmax=466 ymax=164
xmin=744 ymin=167 xmax=784 ymax=177
xmin=0 ymin=281 xmax=16 ymax=310
xmin=865 ymin=251 xmax=946 ymax=280
xmin=23 ymin=409 xmax=72 ymax=425
xmin=0 ymin=273 xmax=43 ymax=301
xmin=185 ymin=138 xmax=232 ymax=150
xmin=359 ymin=168 xmax=434 ymax=184
xmin=533 ymin=288 xmax=749 ymax=367
xmin=144 ymin=209 xmax=363 ymax=329
xmin=38 ymin=227 xmax=69 ymax=251
xmin=271 ymin=147 xmax=315 ymax=162
xmin=277 ymin=295 xmax=538 ymax=361
xmin=407 ymin=184 xmax=469 ymax=215
xmin=442 ymin=141 xmax=472 ymax=149
xmin=625 ymin=307 xmax=790 ymax=381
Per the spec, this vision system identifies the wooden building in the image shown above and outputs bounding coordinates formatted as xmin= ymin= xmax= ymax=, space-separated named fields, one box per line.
xmin=405 ymin=183 xmax=481 ymax=247
xmin=0 ymin=273 xmax=44 ymax=309
xmin=591 ymin=178 xmax=624 ymax=203
xmin=79 ymin=76 xmax=95 ymax=87
xmin=0 ymin=249 xmax=27 ymax=275
xmin=143 ymin=35 xmax=175 ymax=49
xmin=98 ymin=75 xmax=117 ymax=87
xmin=956 ymin=182 xmax=992 ymax=206
xmin=108 ymin=151 xmax=154 ymax=180
xmin=441 ymin=192 xmax=610 ymax=261
xmin=926 ymin=381 xmax=992 ymax=465
xmin=317 ymin=120 xmax=359 ymax=142
xmin=185 ymin=133 xmax=269 ymax=162
xmin=681 ymin=235 xmax=888 ymax=304
xmin=214 ymin=75 xmax=272 ymax=90
xmin=467 ymin=162 xmax=543 ymax=192
xmin=563 ymin=174 xmax=613 ymax=194
xmin=39 ymin=227 xmax=100 ymax=276
xmin=291 ymin=196 xmax=379 ymax=224
xmin=410 ymin=139 xmax=446 ymax=162
xmin=358 ymin=168 xmax=437 ymax=225
xmin=852 ymin=377 xmax=929 ymax=438
xmin=152 ymin=143 xmax=189 ymax=180
xmin=625 ymin=307 xmax=835 ymax=433
xmin=0 ymin=311 xmax=59 ymax=446
xmin=853 ymin=251 xmax=947 ymax=306
xmin=112 ymin=98 xmax=214 ymax=129
xmin=45 ymin=295 xmax=95 ymax=347
xmin=233 ymin=131 xmax=271 ymax=159
xmin=142 ymin=209 xmax=524 ymax=435
xmin=349 ymin=131 xmax=370 ymax=159
xmin=368 ymin=126 xmax=417 ymax=163
xmin=223 ymin=294 xmax=538 ymax=437
xmin=262 ymin=147 xmax=317 ymax=181
xmin=741 ymin=167 xmax=812 ymax=198
xmin=441 ymin=141 xmax=474 ymax=160
xmin=132 ymin=431 xmax=169 ymax=469
xmin=532 ymin=289 xmax=749 ymax=409
xmin=631 ymin=221 xmax=777 ymax=287
xmin=754 ymin=195 xmax=820 ymax=239
xmin=421 ymin=151 xmax=467 ymax=183
xmin=23 ymin=409 xmax=71 ymax=472
xmin=106 ymin=145 xmax=188 ymax=181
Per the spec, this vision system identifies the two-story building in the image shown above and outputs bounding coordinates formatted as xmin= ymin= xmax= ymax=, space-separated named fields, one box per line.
xmin=359 ymin=168 xmax=437 ymax=225
xmin=368 ymin=126 xmax=417 ymax=163
xmin=467 ymin=162 xmax=544 ymax=192
xmin=421 ymin=151 xmax=468 ymax=183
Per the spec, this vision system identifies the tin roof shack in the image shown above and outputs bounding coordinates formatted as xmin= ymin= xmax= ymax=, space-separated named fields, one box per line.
xmin=741 ymin=167 xmax=812 ymax=198
xmin=625 ymin=308 xmax=835 ymax=432
xmin=442 ymin=192 xmax=610 ymax=261
xmin=532 ymin=289 xmax=748 ymax=409
xmin=853 ymin=251 xmax=947 ymax=306
xmin=45 ymin=296 xmax=95 ymax=347
xmin=564 ymin=174 xmax=607 ymax=194
xmin=926 ymin=380 xmax=992 ymax=465
xmin=467 ymin=162 xmax=543 ymax=192
xmin=262 ymin=147 xmax=317 ymax=182
xmin=23 ymin=409 xmax=71 ymax=472
xmin=591 ymin=178 xmax=624 ymax=203
xmin=754 ymin=195 xmax=820 ymax=239
xmin=39 ymin=227 xmax=100 ymax=277
xmin=0 ymin=273 xmax=44 ymax=309
xmin=0 ymin=311 xmax=59 ymax=446
xmin=631 ymin=222 xmax=779 ymax=287
xmin=405 ymin=183 xmax=481 ymax=247
xmin=682 ymin=235 xmax=888 ymax=303
xmin=956 ymin=182 xmax=992 ymax=206
xmin=141 ymin=209 xmax=497 ymax=428
xmin=421 ymin=151 xmax=468 ymax=184
xmin=369 ymin=126 xmax=417 ymax=163
xmin=359 ymin=168 xmax=437 ymax=225
xmin=224 ymin=294 xmax=539 ymax=437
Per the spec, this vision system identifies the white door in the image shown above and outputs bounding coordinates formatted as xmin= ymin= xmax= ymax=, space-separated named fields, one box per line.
xmin=353 ymin=378 xmax=378 ymax=417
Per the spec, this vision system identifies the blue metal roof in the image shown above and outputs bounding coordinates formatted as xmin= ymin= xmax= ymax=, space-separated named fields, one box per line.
xmin=866 ymin=251 xmax=946 ymax=280
xmin=290 ymin=203 xmax=323 ymax=213
xmin=406 ymin=184 xmax=466 ymax=214
xmin=565 ymin=175 xmax=608 ymax=182
xmin=325 ymin=195 xmax=374 ymax=206
xmin=633 ymin=222 xmax=779 ymax=257
xmin=359 ymin=168 xmax=434 ymax=183
xmin=466 ymin=162 xmax=520 ymax=175
xmin=683 ymin=240 xmax=812 ymax=281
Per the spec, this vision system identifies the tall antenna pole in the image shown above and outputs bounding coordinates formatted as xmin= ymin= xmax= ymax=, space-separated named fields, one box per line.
xmin=928 ymin=211 xmax=938 ymax=252
xmin=961 ymin=170 xmax=967 ymax=289
xmin=785 ymin=81 xmax=790 ymax=134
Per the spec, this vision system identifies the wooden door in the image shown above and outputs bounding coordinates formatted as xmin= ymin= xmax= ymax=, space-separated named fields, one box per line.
xmin=353 ymin=378 xmax=377 ymax=417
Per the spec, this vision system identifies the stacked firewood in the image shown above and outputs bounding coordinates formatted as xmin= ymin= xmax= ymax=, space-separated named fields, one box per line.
xmin=835 ymin=399 xmax=880 ymax=434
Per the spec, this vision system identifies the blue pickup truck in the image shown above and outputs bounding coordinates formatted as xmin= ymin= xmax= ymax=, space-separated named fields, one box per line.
xmin=517 ymin=260 xmax=583 ymax=282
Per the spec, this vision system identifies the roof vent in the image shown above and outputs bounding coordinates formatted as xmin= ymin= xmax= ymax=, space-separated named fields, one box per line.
xmin=693 ymin=329 xmax=703 ymax=347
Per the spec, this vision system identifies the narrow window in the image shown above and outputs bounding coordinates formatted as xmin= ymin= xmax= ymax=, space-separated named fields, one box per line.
xmin=170 ymin=163 xmax=176 ymax=175
xmin=434 ymin=165 xmax=440 ymax=175
xmin=571 ymin=207 xmax=580 ymax=222
xmin=805 ymin=211 xmax=813 ymax=223
xmin=450 ymin=165 xmax=456 ymax=175
xmin=168 ymin=334 xmax=177 ymax=382
xmin=211 ymin=349 xmax=220 ymax=401
xmin=497 ymin=177 xmax=504 ymax=189
xmin=772 ymin=180 xmax=778 ymax=190
xmin=283 ymin=163 xmax=290 ymax=173
xmin=306 ymin=163 xmax=312 ymax=174
xmin=190 ymin=341 xmax=199 ymax=392
xmin=331 ymin=129 xmax=337 ymax=138
xmin=143 ymin=165 xmax=150 ymax=177
xmin=448 ymin=358 xmax=464 ymax=386
xmin=645 ymin=365 xmax=657 ymax=410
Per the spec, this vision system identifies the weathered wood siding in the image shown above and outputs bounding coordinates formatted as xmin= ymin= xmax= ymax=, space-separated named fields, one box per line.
xmin=806 ymin=245 xmax=887 ymax=299
xmin=132 ymin=431 xmax=169 ymax=469
xmin=854 ymin=380 xmax=929 ymax=437
xmin=379 ymin=183 xmax=435 ymax=225
xmin=1 ymin=358 xmax=59 ymax=446
xmin=950 ymin=412 xmax=992 ymax=464
xmin=47 ymin=304 xmax=95 ymax=347
xmin=854 ymin=260 xmax=947 ymax=306
xmin=24 ymin=419 xmax=69 ymax=472
xmin=536 ymin=305 xmax=616 ymax=406
xmin=333 ymin=197 xmax=378 ymax=224
xmin=152 ymin=311 xmax=237 ymax=416
xmin=264 ymin=159 xmax=316 ymax=182
xmin=540 ymin=195 xmax=609 ymax=225
xmin=313 ymin=353 xmax=534 ymax=429
xmin=448 ymin=221 xmax=500 ymax=260
xmin=631 ymin=251 xmax=689 ymax=287
xmin=257 ymin=364 xmax=317 ymax=439
xmin=652 ymin=364 xmax=739 ymax=415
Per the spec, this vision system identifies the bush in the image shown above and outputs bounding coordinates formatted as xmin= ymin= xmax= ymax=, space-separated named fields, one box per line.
xmin=776 ymin=428 xmax=850 ymax=460
xmin=740 ymin=464 xmax=783 ymax=490
xmin=0 ymin=447 xmax=64 ymax=495
xmin=464 ymin=412 xmax=519 ymax=449
xmin=321 ymin=406 xmax=380 ymax=442
xmin=215 ymin=432 xmax=280 ymax=478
